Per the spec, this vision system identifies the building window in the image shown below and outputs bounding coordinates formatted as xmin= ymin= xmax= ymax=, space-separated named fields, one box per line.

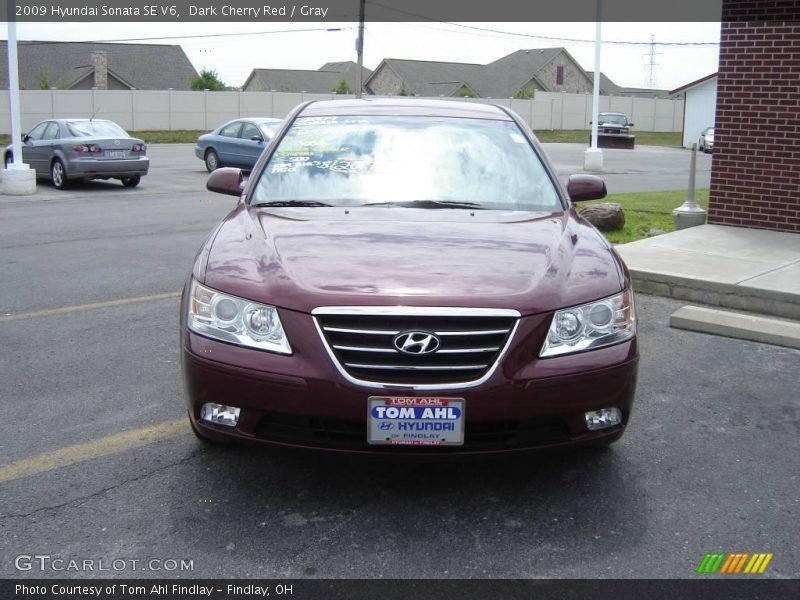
xmin=556 ymin=65 xmax=564 ymax=85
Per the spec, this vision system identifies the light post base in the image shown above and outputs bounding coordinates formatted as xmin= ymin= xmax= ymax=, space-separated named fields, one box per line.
xmin=672 ymin=207 xmax=707 ymax=230
xmin=584 ymin=148 xmax=603 ymax=171
xmin=2 ymin=164 xmax=37 ymax=195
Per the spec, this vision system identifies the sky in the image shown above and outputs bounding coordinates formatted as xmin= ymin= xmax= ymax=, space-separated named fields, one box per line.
xmin=3 ymin=21 xmax=720 ymax=91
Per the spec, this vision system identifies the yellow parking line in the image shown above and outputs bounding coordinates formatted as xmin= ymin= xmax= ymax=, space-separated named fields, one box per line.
xmin=0 ymin=292 xmax=181 ymax=323
xmin=0 ymin=418 xmax=188 ymax=483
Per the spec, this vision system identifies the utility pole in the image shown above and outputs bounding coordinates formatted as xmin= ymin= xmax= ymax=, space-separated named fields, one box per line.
xmin=356 ymin=0 xmax=365 ymax=98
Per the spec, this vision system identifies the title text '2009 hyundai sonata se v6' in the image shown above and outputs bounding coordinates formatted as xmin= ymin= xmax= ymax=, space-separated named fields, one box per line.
xmin=181 ymin=99 xmax=638 ymax=454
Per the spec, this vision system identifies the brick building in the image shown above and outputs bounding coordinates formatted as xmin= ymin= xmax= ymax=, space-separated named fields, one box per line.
xmin=708 ymin=0 xmax=800 ymax=232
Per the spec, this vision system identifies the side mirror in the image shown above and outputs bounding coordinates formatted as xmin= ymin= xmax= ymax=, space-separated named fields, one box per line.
xmin=250 ymin=135 xmax=264 ymax=142
xmin=206 ymin=167 xmax=244 ymax=197
xmin=628 ymin=122 xmax=634 ymax=127
xmin=21 ymin=133 xmax=29 ymax=143
xmin=566 ymin=174 xmax=607 ymax=202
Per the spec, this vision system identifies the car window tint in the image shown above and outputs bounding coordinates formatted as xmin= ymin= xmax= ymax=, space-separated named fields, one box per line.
xmin=67 ymin=121 xmax=129 ymax=137
xmin=240 ymin=123 xmax=261 ymax=140
xmin=26 ymin=122 xmax=49 ymax=141
xmin=220 ymin=122 xmax=242 ymax=138
xmin=42 ymin=122 xmax=61 ymax=140
xmin=253 ymin=115 xmax=562 ymax=212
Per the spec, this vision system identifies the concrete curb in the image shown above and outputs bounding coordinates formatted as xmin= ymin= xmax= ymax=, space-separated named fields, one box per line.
xmin=630 ymin=269 xmax=800 ymax=321
xmin=670 ymin=305 xmax=800 ymax=350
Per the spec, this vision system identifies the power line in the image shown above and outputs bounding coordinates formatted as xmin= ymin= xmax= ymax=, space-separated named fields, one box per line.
xmin=10 ymin=26 xmax=352 ymax=45
xmin=367 ymin=1 xmax=719 ymax=47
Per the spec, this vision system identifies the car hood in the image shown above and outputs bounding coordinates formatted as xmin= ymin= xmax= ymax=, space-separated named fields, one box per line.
xmin=201 ymin=206 xmax=626 ymax=315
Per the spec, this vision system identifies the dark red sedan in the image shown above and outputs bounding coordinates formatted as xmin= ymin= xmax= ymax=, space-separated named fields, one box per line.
xmin=181 ymin=99 xmax=638 ymax=454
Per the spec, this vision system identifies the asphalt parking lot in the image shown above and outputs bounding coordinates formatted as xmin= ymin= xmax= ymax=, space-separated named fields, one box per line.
xmin=0 ymin=144 xmax=796 ymax=579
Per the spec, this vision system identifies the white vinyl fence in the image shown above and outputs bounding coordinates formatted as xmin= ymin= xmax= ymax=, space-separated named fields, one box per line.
xmin=2 ymin=89 xmax=684 ymax=134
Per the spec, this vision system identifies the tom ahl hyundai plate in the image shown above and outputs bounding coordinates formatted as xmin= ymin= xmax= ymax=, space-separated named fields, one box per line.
xmin=368 ymin=397 xmax=465 ymax=446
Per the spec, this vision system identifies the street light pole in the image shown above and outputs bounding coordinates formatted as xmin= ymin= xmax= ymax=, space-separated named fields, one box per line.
xmin=584 ymin=0 xmax=604 ymax=171
xmin=356 ymin=0 xmax=365 ymax=98
xmin=3 ymin=15 xmax=36 ymax=195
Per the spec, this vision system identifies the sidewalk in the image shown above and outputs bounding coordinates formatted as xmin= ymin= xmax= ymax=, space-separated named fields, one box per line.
xmin=616 ymin=224 xmax=800 ymax=320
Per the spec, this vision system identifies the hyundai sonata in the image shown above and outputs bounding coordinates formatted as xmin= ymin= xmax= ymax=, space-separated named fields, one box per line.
xmin=181 ymin=99 xmax=638 ymax=453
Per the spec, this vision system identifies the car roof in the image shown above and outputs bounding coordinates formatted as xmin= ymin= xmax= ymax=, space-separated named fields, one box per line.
xmin=47 ymin=118 xmax=117 ymax=123
xmin=299 ymin=98 xmax=513 ymax=121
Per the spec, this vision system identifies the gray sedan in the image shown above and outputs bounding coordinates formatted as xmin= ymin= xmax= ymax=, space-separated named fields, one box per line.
xmin=4 ymin=119 xmax=149 ymax=189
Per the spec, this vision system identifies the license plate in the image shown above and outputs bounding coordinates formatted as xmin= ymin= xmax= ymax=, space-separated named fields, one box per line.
xmin=107 ymin=150 xmax=127 ymax=158
xmin=367 ymin=397 xmax=464 ymax=446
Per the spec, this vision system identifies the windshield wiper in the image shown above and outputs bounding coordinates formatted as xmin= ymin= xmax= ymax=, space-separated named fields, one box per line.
xmin=252 ymin=200 xmax=333 ymax=207
xmin=363 ymin=200 xmax=486 ymax=210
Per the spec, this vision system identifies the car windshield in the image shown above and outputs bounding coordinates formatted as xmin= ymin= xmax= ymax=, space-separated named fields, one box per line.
xmin=67 ymin=120 xmax=129 ymax=138
xmin=251 ymin=115 xmax=562 ymax=211
xmin=598 ymin=114 xmax=627 ymax=126
xmin=708 ymin=128 xmax=715 ymax=135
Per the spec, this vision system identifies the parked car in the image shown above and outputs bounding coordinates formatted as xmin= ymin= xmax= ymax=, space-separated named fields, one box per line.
xmin=591 ymin=112 xmax=635 ymax=149
xmin=195 ymin=118 xmax=283 ymax=172
xmin=4 ymin=119 xmax=148 ymax=189
xmin=698 ymin=127 xmax=714 ymax=153
xmin=181 ymin=99 xmax=638 ymax=454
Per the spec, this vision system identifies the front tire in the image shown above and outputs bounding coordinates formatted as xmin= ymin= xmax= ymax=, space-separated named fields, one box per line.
xmin=205 ymin=149 xmax=221 ymax=172
xmin=51 ymin=159 xmax=69 ymax=190
xmin=121 ymin=175 xmax=141 ymax=188
xmin=4 ymin=152 xmax=12 ymax=169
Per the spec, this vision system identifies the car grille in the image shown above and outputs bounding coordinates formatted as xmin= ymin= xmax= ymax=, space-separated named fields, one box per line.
xmin=602 ymin=128 xmax=622 ymax=134
xmin=254 ymin=413 xmax=570 ymax=450
xmin=313 ymin=309 xmax=518 ymax=386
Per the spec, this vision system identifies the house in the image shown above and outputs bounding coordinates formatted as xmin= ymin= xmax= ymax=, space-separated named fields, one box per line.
xmin=0 ymin=41 xmax=198 ymax=90
xmin=364 ymin=48 xmax=595 ymax=98
xmin=586 ymin=71 xmax=670 ymax=98
xmin=242 ymin=61 xmax=372 ymax=94
xmin=669 ymin=73 xmax=717 ymax=149
xmin=707 ymin=0 xmax=799 ymax=233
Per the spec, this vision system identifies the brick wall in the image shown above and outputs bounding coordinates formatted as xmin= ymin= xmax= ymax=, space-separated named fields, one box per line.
xmin=708 ymin=1 xmax=800 ymax=232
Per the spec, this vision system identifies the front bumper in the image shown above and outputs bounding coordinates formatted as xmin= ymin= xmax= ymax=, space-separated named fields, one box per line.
xmin=181 ymin=305 xmax=639 ymax=454
xmin=67 ymin=156 xmax=149 ymax=179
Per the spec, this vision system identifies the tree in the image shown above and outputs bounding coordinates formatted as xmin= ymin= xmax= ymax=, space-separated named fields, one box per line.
xmin=512 ymin=88 xmax=535 ymax=100
xmin=331 ymin=78 xmax=352 ymax=95
xmin=191 ymin=68 xmax=226 ymax=91
xmin=456 ymin=86 xmax=477 ymax=98
xmin=397 ymin=83 xmax=411 ymax=96
xmin=37 ymin=72 xmax=51 ymax=90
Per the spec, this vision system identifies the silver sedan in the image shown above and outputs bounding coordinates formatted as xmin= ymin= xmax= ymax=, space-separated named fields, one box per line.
xmin=4 ymin=119 xmax=149 ymax=189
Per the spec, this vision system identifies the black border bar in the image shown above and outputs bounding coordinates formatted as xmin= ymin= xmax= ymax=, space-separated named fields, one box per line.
xmin=3 ymin=579 xmax=800 ymax=600
xmin=8 ymin=0 xmax=735 ymax=23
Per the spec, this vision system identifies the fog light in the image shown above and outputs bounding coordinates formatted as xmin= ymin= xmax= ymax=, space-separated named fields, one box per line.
xmin=585 ymin=408 xmax=622 ymax=431
xmin=200 ymin=403 xmax=241 ymax=427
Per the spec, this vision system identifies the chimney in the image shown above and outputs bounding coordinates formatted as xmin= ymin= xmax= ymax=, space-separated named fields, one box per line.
xmin=91 ymin=51 xmax=107 ymax=90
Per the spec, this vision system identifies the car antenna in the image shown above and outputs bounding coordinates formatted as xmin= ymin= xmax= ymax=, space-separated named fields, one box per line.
xmin=89 ymin=106 xmax=100 ymax=122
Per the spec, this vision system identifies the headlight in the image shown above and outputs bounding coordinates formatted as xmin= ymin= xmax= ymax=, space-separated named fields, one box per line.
xmin=187 ymin=279 xmax=291 ymax=354
xmin=540 ymin=288 xmax=635 ymax=357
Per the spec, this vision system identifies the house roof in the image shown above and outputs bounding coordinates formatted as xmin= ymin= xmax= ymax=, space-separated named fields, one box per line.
xmin=365 ymin=48 xmax=592 ymax=98
xmin=242 ymin=61 xmax=372 ymax=93
xmin=586 ymin=71 xmax=670 ymax=98
xmin=482 ymin=48 xmax=586 ymax=96
xmin=0 ymin=41 xmax=198 ymax=90
xmin=366 ymin=58 xmax=484 ymax=96
xmin=669 ymin=72 xmax=718 ymax=96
